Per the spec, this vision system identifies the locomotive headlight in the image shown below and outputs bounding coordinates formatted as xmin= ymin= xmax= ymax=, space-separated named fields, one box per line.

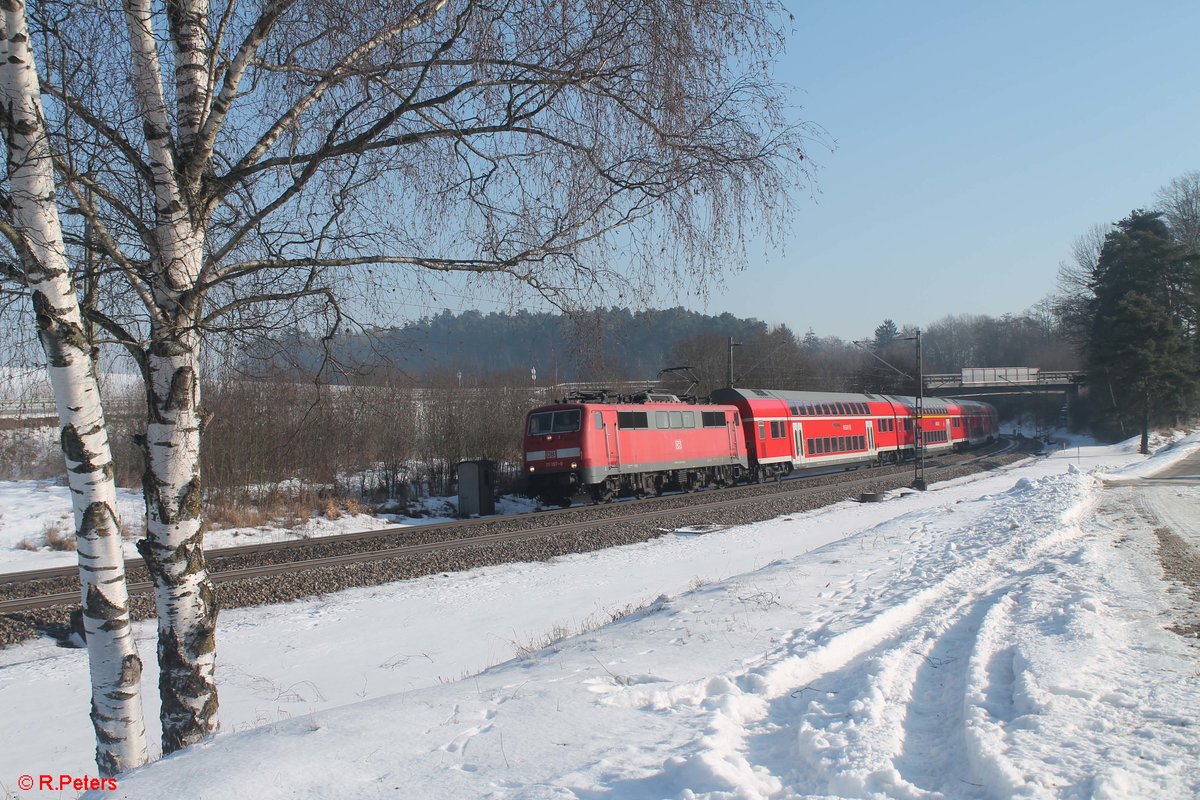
xmin=528 ymin=466 xmax=536 ymax=472
xmin=570 ymin=462 xmax=578 ymax=469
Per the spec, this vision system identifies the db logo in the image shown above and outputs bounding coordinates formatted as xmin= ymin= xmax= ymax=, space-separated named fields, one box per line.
xmin=674 ymin=439 xmax=683 ymax=450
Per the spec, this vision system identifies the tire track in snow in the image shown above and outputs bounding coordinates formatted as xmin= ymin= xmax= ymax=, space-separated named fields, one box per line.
xmin=612 ymin=472 xmax=1098 ymax=799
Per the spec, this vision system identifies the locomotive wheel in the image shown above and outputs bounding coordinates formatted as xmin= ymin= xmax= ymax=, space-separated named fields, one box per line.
xmin=589 ymin=478 xmax=618 ymax=504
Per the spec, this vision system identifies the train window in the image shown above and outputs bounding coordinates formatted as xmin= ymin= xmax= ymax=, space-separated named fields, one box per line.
xmin=807 ymin=438 xmax=815 ymax=454
xmin=617 ymin=411 xmax=648 ymax=429
xmin=734 ymin=412 xmax=740 ymax=425
xmin=823 ymin=437 xmax=831 ymax=452
xmin=683 ymin=411 xmax=695 ymax=428
xmin=594 ymin=411 xmax=603 ymax=429
xmin=857 ymin=436 xmax=865 ymax=449
xmin=838 ymin=436 xmax=846 ymax=451
xmin=758 ymin=421 xmax=766 ymax=439
xmin=656 ymin=411 xmax=669 ymax=428
xmin=702 ymin=411 xmax=725 ymax=427
xmin=528 ymin=410 xmax=581 ymax=435
xmin=670 ymin=411 xmax=683 ymax=428
xmin=552 ymin=409 xmax=581 ymax=432
xmin=770 ymin=421 xmax=779 ymax=437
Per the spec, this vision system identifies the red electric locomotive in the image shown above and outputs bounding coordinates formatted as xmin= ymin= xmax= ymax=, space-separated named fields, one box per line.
xmin=523 ymin=392 xmax=747 ymax=505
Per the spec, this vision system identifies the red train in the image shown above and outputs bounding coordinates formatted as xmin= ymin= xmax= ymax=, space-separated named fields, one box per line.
xmin=523 ymin=389 xmax=998 ymax=505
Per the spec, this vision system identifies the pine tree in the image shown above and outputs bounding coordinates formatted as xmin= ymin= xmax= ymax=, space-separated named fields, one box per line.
xmin=1086 ymin=211 xmax=1198 ymax=450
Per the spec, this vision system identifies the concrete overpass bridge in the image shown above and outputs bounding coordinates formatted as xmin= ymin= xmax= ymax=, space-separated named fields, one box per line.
xmin=923 ymin=368 xmax=1086 ymax=438
xmin=924 ymin=368 xmax=1085 ymax=398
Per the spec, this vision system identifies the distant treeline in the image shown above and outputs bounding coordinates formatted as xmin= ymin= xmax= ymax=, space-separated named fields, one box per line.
xmin=257 ymin=307 xmax=775 ymax=385
xmin=252 ymin=304 xmax=1078 ymax=395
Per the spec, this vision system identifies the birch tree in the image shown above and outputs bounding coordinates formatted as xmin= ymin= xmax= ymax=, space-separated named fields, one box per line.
xmin=13 ymin=0 xmax=813 ymax=753
xmin=0 ymin=0 xmax=148 ymax=775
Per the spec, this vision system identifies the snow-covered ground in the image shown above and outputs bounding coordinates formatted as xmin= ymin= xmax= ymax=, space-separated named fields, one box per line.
xmin=2 ymin=434 xmax=1199 ymax=799
xmin=0 ymin=481 xmax=538 ymax=574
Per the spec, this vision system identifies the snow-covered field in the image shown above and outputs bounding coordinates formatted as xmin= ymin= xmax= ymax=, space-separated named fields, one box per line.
xmin=0 ymin=482 xmax=537 ymax=574
xmin=2 ymin=434 xmax=1199 ymax=799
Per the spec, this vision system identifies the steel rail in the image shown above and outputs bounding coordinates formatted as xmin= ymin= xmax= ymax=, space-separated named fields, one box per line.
xmin=1 ymin=440 xmax=1018 ymax=614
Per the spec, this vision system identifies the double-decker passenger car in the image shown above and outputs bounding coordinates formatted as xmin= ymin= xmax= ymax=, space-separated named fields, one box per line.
xmin=711 ymin=388 xmax=998 ymax=481
xmin=523 ymin=393 xmax=747 ymax=505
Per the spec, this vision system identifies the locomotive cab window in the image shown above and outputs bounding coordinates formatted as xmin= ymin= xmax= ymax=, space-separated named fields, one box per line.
xmin=528 ymin=410 xmax=581 ymax=435
xmin=594 ymin=411 xmax=603 ymax=429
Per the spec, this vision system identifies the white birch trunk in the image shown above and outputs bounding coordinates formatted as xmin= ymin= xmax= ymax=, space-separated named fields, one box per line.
xmin=0 ymin=0 xmax=148 ymax=776
xmin=137 ymin=235 xmax=220 ymax=752
xmin=123 ymin=0 xmax=219 ymax=750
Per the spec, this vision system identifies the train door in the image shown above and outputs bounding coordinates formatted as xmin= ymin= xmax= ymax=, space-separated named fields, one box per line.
xmin=727 ymin=415 xmax=740 ymax=458
xmin=600 ymin=409 xmax=619 ymax=469
xmin=866 ymin=420 xmax=875 ymax=453
xmin=792 ymin=422 xmax=805 ymax=465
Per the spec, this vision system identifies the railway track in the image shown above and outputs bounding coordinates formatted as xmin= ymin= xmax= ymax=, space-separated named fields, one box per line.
xmin=0 ymin=439 xmax=1025 ymax=620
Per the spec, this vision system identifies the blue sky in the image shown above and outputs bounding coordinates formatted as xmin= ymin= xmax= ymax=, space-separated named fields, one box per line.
xmin=706 ymin=0 xmax=1200 ymax=339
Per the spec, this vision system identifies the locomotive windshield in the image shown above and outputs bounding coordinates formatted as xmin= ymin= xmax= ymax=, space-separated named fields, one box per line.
xmin=527 ymin=409 xmax=581 ymax=435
